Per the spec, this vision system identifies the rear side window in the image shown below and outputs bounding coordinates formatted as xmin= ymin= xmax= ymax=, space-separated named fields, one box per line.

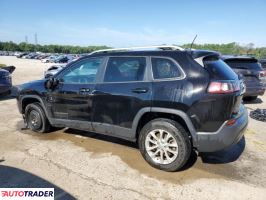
xmin=204 ymin=57 xmax=238 ymax=80
xmin=225 ymin=60 xmax=262 ymax=71
xmin=151 ymin=57 xmax=183 ymax=79
xmin=104 ymin=57 xmax=146 ymax=82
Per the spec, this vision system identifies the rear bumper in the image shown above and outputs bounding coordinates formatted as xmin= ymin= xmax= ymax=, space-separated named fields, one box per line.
xmin=0 ymin=84 xmax=12 ymax=94
xmin=196 ymin=104 xmax=248 ymax=152
xmin=244 ymin=85 xmax=265 ymax=97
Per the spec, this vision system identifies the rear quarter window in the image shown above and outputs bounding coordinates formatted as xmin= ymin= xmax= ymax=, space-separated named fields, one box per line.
xmin=151 ymin=57 xmax=184 ymax=79
xmin=204 ymin=57 xmax=238 ymax=80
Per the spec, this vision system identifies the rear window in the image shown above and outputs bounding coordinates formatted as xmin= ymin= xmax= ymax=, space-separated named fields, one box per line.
xmin=204 ymin=57 xmax=238 ymax=80
xmin=225 ymin=59 xmax=262 ymax=71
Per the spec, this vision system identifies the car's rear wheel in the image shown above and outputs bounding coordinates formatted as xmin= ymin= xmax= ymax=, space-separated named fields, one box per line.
xmin=25 ymin=102 xmax=51 ymax=133
xmin=138 ymin=118 xmax=191 ymax=172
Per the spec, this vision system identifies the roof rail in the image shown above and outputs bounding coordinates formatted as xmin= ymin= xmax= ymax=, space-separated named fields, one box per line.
xmin=89 ymin=45 xmax=184 ymax=55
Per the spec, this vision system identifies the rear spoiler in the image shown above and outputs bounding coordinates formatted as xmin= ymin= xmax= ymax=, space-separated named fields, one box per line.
xmin=188 ymin=50 xmax=221 ymax=67
xmin=0 ymin=66 xmax=16 ymax=73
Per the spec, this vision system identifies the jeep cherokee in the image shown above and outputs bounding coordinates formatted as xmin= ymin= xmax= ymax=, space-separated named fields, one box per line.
xmin=16 ymin=45 xmax=248 ymax=171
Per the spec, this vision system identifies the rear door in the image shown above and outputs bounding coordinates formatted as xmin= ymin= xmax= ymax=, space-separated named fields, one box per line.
xmin=91 ymin=56 xmax=152 ymax=140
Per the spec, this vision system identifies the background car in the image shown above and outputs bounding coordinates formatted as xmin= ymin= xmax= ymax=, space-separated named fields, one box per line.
xmin=0 ymin=66 xmax=15 ymax=96
xmin=41 ymin=55 xmax=58 ymax=63
xmin=259 ymin=59 xmax=266 ymax=70
xmin=222 ymin=55 xmax=265 ymax=100
xmin=16 ymin=52 xmax=28 ymax=58
xmin=54 ymin=55 xmax=69 ymax=63
xmin=44 ymin=64 xmax=65 ymax=79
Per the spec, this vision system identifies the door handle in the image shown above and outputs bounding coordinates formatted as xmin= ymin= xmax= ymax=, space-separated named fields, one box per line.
xmin=131 ymin=88 xmax=149 ymax=93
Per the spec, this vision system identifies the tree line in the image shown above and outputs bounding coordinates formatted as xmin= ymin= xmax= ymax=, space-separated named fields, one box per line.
xmin=182 ymin=42 xmax=266 ymax=58
xmin=0 ymin=41 xmax=109 ymax=54
xmin=1 ymin=41 xmax=266 ymax=58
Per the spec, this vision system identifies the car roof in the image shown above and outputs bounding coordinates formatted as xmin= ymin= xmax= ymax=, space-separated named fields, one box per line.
xmin=221 ymin=55 xmax=258 ymax=62
xmin=81 ymin=49 xmax=220 ymax=60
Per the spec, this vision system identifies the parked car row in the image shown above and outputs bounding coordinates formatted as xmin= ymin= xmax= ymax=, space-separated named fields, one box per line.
xmin=0 ymin=51 xmax=21 ymax=56
xmin=15 ymin=52 xmax=78 ymax=63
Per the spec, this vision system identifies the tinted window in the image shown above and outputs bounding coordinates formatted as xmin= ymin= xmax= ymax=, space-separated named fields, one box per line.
xmin=60 ymin=57 xmax=103 ymax=84
xmin=225 ymin=60 xmax=262 ymax=71
xmin=152 ymin=57 xmax=182 ymax=79
xmin=204 ymin=58 xmax=238 ymax=80
xmin=104 ymin=57 xmax=146 ymax=82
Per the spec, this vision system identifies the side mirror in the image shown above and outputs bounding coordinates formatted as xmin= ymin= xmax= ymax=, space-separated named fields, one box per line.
xmin=45 ymin=77 xmax=59 ymax=90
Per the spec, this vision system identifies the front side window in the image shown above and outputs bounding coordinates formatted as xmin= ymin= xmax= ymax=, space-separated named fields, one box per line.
xmin=104 ymin=57 xmax=146 ymax=82
xmin=151 ymin=57 xmax=182 ymax=79
xmin=60 ymin=57 xmax=103 ymax=84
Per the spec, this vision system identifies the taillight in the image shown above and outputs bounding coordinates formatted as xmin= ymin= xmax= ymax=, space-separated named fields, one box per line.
xmin=208 ymin=81 xmax=240 ymax=94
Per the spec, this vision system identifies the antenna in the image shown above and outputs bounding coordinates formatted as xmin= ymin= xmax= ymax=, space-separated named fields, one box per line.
xmin=190 ymin=34 xmax=197 ymax=50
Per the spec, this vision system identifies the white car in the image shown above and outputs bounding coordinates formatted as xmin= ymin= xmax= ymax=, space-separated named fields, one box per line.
xmin=44 ymin=64 xmax=65 ymax=79
xmin=41 ymin=55 xmax=57 ymax=63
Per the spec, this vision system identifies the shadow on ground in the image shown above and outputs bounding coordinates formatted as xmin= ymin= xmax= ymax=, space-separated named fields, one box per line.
xmin=64 ymin=128 xmax=246 ymax=170
xmin=0 ymin=165 xmax=75 ymax=200
xmin=243 ymin=97 xmax=263 ymax=104
xmin=17 ymin=121 xmax=249 ymax=184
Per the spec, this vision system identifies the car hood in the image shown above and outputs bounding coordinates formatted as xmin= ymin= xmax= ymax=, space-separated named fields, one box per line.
xmin=17 ymin=79 xmax=47 ymax=96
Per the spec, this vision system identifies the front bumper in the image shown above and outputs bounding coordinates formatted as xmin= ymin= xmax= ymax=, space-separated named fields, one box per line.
xmin=197 ymin=104 xmax=248 ymax=152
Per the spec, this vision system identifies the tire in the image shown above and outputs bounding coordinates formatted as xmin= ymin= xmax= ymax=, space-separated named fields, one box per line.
xmin=138 ymin=118 xmax=191 ymax=172
xmin=244 ymin=96 xmax=257 ymax=101
xmin=25 ymin=102 xmax=51 ymax=133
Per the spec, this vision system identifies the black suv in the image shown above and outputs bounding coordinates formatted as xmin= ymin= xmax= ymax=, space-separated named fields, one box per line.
xmin=222 ymin=55 xmax=265 ymax=100
xmin=16 ymin=46 xmax=248 ymax=171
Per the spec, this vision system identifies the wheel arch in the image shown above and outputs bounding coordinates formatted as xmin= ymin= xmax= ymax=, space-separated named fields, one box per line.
xmin=132 ymin=107 xmax=198 ymax=147
xmin=21 ymin=95 xmax=50 ymax=121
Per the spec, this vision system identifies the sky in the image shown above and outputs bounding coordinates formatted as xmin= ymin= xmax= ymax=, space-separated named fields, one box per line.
xmin=0 ymin=0 xmax=265 ymax=47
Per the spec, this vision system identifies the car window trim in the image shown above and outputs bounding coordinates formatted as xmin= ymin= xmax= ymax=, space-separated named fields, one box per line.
xmin=99 ymin=56 xmax=149 ymax=84
xmin=150 ymin=56 xmax=186 ymax=81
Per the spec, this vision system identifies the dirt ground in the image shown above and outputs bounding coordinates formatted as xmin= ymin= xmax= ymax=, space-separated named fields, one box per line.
xmin=0 ymin=56 xmax=266 ymax=200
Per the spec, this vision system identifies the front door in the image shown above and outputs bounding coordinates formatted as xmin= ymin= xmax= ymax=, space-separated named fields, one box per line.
xmin=47 ymin=57 xmax=105 ymax=130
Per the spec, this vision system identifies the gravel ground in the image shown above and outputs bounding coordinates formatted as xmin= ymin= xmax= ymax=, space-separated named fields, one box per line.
xmin=0 ymin=56 xmax=266 ymax=200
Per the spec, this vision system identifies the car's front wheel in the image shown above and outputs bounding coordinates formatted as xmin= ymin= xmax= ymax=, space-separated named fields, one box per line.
xmin=25 ymin=102 xmax=51 ymax=133
xmin=138 ymin=118 xmax=191 ymax=172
